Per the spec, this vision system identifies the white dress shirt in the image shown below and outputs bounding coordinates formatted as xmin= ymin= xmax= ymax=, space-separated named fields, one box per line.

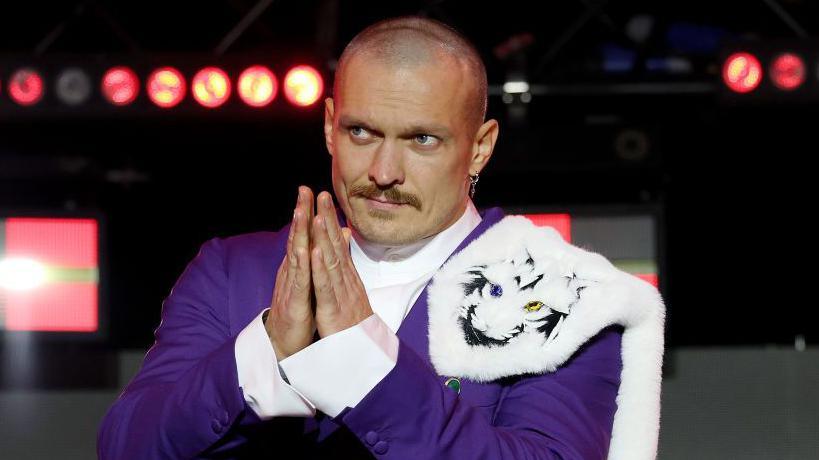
xmin=234 ymin=201 xmax=482 ymax=418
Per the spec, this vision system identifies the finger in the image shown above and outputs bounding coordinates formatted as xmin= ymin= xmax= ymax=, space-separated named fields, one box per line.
xmin=311 ymin=246 xmax=336 ymax=311
xmin=288 ymin=210 xmax=311 ymax=307
xmin=286 ymin=199 xmax=298 ymax=267
xmin=290 ymin=246 xmax=310 ymax=293
xmin=312 ymin=215 xmax=345 ymax=289
xmin=288 ymin=209 xmax=301 ymax=269
xmin=338 ymin=226 xmax=359 ymax=291
xmin=280 ymin=209 xmax=296 ymax=295
xmin=293 ymin=187 xmax=312 ymax=258
xmin=301 ymin=186 xmax=315 ymax=222
xmin=286 ymin=247 xmax=314 ymax=324
xmin=317 ymin=191 xmax=348 ymax=264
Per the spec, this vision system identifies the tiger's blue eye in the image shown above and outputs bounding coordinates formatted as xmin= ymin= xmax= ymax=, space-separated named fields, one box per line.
xmin=489 ymin=284 xmax=503 ymax=297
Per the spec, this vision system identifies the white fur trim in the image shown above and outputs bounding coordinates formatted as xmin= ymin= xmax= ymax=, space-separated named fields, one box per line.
xmin=427 ymin=215 xmax=665 ymax=460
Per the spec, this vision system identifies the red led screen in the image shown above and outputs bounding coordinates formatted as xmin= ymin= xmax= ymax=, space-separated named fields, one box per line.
xmin=1 ymin=218 xmax=99 ymax=332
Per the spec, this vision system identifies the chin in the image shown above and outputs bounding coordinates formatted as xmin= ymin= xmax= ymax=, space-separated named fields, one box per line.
xmin=348 ymin=200 xmax=408 ymax=245
xmin=353 ymin=210 xmax=421 ymax=245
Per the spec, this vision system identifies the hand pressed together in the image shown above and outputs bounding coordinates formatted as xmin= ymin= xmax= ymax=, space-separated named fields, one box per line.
xmin=265 ymin=186 xmax=315 ymax=361
xmin=265 ymin=186 xmax=373 ymax=360
xmin=310 ymin=190 xmax=373 ymax=338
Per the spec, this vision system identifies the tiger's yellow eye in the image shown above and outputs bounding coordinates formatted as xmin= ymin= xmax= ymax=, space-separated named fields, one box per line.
xmin=524 ymin=301 xmax=544 ymax=312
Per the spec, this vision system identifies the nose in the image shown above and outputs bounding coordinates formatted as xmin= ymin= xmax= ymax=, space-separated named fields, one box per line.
xmin=368 ymin=140 xmax=405 ymax=187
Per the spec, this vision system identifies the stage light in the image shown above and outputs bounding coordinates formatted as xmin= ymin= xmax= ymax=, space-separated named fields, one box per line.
xmin=284 ymin=65 xmax=323 ymax=107
xmin=102 ymin=66 xmax=140 ymax=106
xmin=147 ymin=67 xmax=186 ymax=108
xmin=503 ymin=81 xmax=530 ymax=94
xmin=55 ymin=68 xmax=92 ymax=106
xmin=0 ymin=258 xmax=48 ymax=291
xmin=770 ymin=52 xmax=805 ymax=91
xmin=8 ymin=68 xmax=45 ymax=106
xmin=722 ymin=52 xmax=762 ymax=94
xmin=192 ymin=66 xmax=231 ymax=108
xmin=238 ymin=65 xmax=277 ymax=107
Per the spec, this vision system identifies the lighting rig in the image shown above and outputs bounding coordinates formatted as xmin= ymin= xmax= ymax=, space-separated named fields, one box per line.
xmin=720 ymin=41 xmax=818 ymax=101
xmin=0 ymin=56 xmax=326 ymax=117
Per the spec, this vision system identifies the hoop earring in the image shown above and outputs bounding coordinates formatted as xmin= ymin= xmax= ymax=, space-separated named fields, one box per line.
xmin=468 ymin=172 xmax=480 ymax=198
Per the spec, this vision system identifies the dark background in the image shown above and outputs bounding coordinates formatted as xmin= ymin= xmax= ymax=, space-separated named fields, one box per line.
xmin=0 ymin=0 xmax=813 ymax=354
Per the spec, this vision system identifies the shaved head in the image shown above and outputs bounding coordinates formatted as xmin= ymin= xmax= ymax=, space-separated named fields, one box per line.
xmin=325 ymin=16 xmax=499 ymax=246
xmin=334 ymin=16 xmax=487 ymax=131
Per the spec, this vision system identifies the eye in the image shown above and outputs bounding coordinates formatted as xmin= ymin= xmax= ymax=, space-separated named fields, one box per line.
xmin=414 ymin=134 xmax=439 ymax=147
xmin=524 ymin=301 xmax=544 ymax=312
xmin=489 ymin=284 xmax=503 ymax=297
xmin=349 ymin=126 xmax=371 ymax=141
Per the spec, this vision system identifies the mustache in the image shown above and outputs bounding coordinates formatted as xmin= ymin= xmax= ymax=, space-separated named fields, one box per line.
xmin=350 ymin=183 xmax=422 ymax=211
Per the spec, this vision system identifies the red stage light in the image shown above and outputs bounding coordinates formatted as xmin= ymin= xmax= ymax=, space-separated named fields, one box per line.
xmin=102 ymin=66 xmax=140 ymax=106
xmin=8 ymin=68 xmax=45 ymax=106
xmin=238 ymin=65 xmax=278 ymax=107
xmin=722 ymin=52 xmax=762 ymax=93
xmin=770 ymin=52 xmax=805 ymax=90
xmin=147 ymin=67 xmax=186 ymax=108
xmin=192 ymin=67 xmax=231 ymax=108
xmin=284 ymin=65 xmax=323 ymax=107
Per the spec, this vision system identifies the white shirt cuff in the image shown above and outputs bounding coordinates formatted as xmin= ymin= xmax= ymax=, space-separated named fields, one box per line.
xmin=279 ymin=314 xmax=398 ymax=417
xmin=234 ymin=309 xmax=316 ymax=419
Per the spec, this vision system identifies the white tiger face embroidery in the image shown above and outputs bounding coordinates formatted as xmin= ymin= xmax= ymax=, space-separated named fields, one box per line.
xmin=457 ymin=246 xmax=595 ymax=347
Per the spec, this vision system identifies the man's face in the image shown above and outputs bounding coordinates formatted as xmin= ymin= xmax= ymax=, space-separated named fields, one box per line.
xmin=325 ymin=53 xmax=492 ymax=245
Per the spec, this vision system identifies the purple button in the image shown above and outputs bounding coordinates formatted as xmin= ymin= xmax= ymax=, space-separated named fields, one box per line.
xmin=373 ymin=440 xmax=389 ymax=454
xmin=364 ymin=430 xmax=379 ymax=446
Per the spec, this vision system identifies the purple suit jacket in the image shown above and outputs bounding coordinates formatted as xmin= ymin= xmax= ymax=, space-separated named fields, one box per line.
xmin=98 ymin=208 xmax=622 ymax=459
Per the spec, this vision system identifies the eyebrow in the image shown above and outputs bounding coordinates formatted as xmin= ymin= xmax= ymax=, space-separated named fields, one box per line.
xmin=338 ymin=115 xmax=379 ymax=134
xmin=338 ymin=115 xmax=452 ymax=139
xmin=404 ymin=123 xmax=452 ymax=139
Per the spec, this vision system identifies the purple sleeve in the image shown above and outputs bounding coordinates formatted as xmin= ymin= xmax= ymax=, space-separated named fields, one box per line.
xmin=338 ymin=327 xmax=622 ymax=459
xmin=97 ymin=238 xmax=260 ymax=459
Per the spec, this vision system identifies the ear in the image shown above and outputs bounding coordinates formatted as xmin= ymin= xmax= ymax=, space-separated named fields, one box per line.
xmin=469 ymin=118 xmax=499 ymax=175
xmin=324 ymin=97 xmax=336 ymax=156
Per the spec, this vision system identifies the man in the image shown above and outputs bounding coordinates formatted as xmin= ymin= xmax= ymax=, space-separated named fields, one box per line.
xmin=99 ymin=16 xmax=664 ymax=459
